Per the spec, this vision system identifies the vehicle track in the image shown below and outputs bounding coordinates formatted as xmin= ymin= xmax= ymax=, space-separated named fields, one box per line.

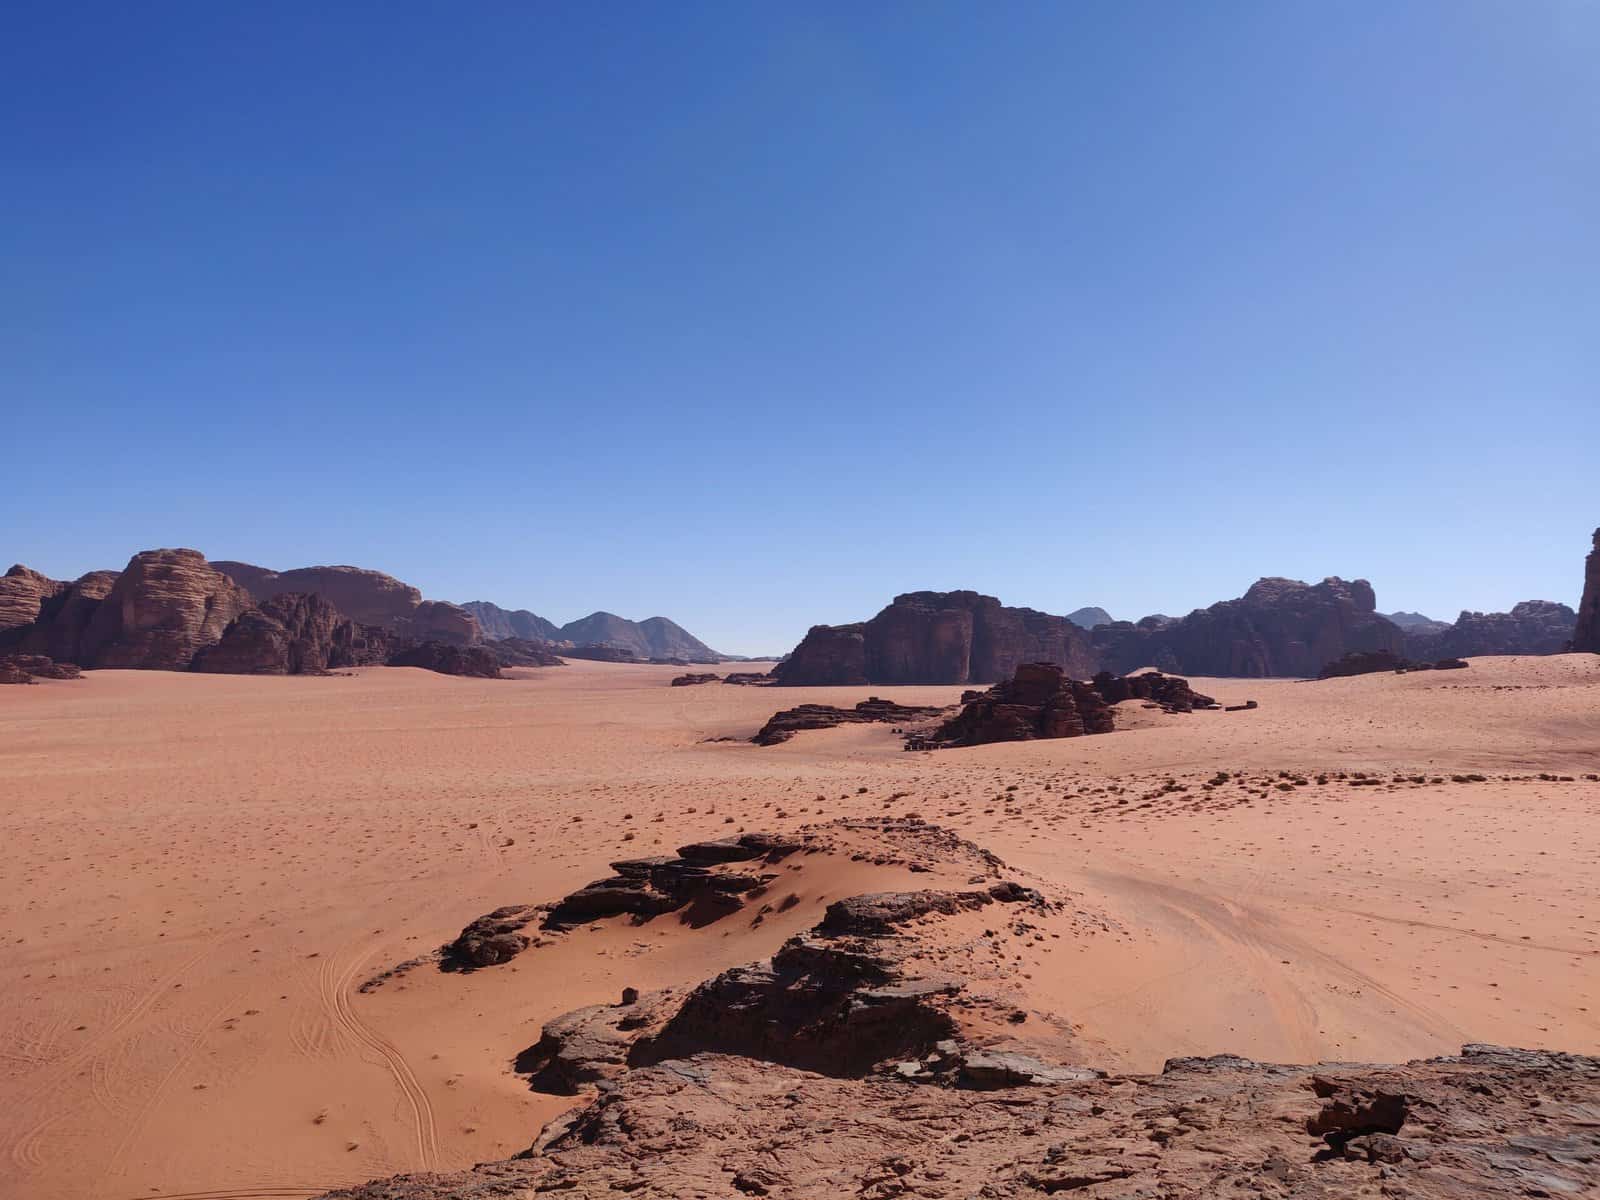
xmin=317 ymin=949 xmax=439 ymax=1170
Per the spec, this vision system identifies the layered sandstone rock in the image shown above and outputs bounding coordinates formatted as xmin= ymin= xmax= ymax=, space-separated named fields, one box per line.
xmin=1574 ymin=529 xmax=1600 ymax=653
xmin=15 ymin=570 xmax=120 ymax=662
xmin=190 ymin=592 xmax=383 ymax=675
xmin=776 ymin=591 xmax=1098 ymax=686
xmin=0 ymin=565 xmax=63 ymax=634
xmin=930 ymin=661 xmax=1115 ymax=746
xmin=1093 ymin=576 xmax=1406 ymax=678
xmin=1405 ymin=600 xmax=1576 ymax=660
xmin=214 ymin=562 xmax=421 ymax=626
xmin=77 ymin=550 xmax=254 ymax=670
xmin=753 ymin=697 xmax=947 ymax=745
xmin=0 ymin=653 xmax=82 ymax=681
xmin=386 ymin=641 xmax=501 ymax=678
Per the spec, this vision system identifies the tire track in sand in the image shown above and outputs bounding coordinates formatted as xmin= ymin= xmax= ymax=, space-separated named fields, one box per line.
xmin=317 ymin=949 xmax=439 ymax=1170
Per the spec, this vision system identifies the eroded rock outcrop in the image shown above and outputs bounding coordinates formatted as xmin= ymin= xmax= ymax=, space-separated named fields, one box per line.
xmin=216 ymin=562 xmax=481 ymax=645
xmin=776 ymin=591 xmax=1098 ymax=686
xmin=1404 ymin=600 xmax=1576 ymax=660
xmin=191 ymin=592 xmax=375 ymax=675
xmin=1575 ymin=529 xmax=1600 ymax=653
xmin=670 ymin=672 xmax=720 ymax=686
xmin=1093 ymin=576 xmax=1406 ymax=678
xmin=13 ymin=570 xmax=119 ymax=662
xmin=1318 ymin=650 xmax=1471 ymax=678
xmin=386 ymin=641 xmax=501 ymax=678
xmin=482 ymin=637 xmax=564 ymax=667
xmin=0 ymin=565 xmax=63 ymax=634
xmin=77 ymin=549 xmax=255 ymax=670
xmin=753 ymin=697 xmax=947 ymax=745
xmin=0 ymin=653 xmax=83 ymax=681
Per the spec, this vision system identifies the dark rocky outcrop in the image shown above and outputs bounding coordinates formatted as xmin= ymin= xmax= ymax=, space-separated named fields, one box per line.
xmin=670 ymin=672 xmax=720 ymax=686
xmin=13 ymin=570 xmax=120 ymax=662
xmin=776 ymin=591 xmax=1098 ymax=686
xmin=721 ymin=671 xmax=773 ymax=685
xmin=0 ymin=566 xmax=63 ymax=634
xmin=753 ymin=697 xmax=947 ymax=745
xmin=558 ymin=643 xmax=639 ymax=663
xmin=460 ymin=601 xmax=561 ymax=642
xmin=77 ymin=549 xmax=255 ymax=670
xmin=1404 ymin=601 xmax=1576 ymax=660
xmin=1318 ymin=650 xmax=1471 ymax=678
xmin=481 ymin=637 xmax=564 ymax=667
xmin=217 ymin=561 xmax=481 ymax=644
xmin=190 ymin=592 xmax=385 ymax=675
xmin=925 ymin=663 xmax=1217 ymax=749
xmin=0 ymin=653 xmax=82 ymax=682
xmin=1093 ymin=576 xmax=1406 ymax=678
xmin=1579 ymin=529 xmax=1600 ymax=653
xmin=386 ymin=641 xmax=501 ymax=678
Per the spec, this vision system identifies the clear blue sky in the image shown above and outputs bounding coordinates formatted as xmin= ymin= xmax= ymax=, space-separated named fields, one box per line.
xmin=6 ymin=3 xmax=1596 ymax=655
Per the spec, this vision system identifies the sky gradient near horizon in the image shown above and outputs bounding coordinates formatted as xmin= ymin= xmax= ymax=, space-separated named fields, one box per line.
xmin=6 ymin=3 xmax=1597 ymax=655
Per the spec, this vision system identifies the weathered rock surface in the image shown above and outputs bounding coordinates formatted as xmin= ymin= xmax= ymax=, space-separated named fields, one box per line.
xmin=77 ymin=549 xmax=255 ymax=670
xmin=215 ymin=561 xmax=422 ymax=626
xmin=1579 ymin=529 xmax=1600 ymax=653
xmin=669 ymin=672 xmax=720 ymax=686
xmin=721 ymin=671 xmax=773 ymax=685
xmin=0 ymin=653 xmax=83 ymax=681
xmin=481 ymin=637 xmax=564 ymax=667
xmin=0 ymin=565 xmax=63 ymax=633
xmin=386 ymin=641 xmax=501 ymax=678
xmin=13 ymin=570 xmax=119 ymax=662
xmin=1094 ymin=576 xmax=1406 ymax=678
xmin=191 ymin=592 xmax=371 ymax=675
xmin=1405 ymin=600 xmax=1577 ymax=660
xmin=753 ymin=697 xmax=947 ymax=745
xmin=557 ymin=643 xmax=639 ymax=663
xmin=319 ymin=1044 xmax=1600 ymax=1200
xmin=1318 ymin=650 xmax=1471 ymax=678
xmin=776 ymin=590 xmax=1099 ymax=686
xmin=461 ymin=601 xmax=561 ymax=642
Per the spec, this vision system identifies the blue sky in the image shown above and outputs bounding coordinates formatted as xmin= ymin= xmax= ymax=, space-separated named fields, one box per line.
xmin=5 ymin=3 xmax=1596 ymax=654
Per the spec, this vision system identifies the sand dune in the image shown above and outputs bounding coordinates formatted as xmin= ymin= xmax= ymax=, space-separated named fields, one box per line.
xmin=1 ymin=655 xmax=1596 ymax=1199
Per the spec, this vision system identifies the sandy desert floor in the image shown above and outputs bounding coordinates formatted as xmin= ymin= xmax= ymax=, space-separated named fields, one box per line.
xmin=1 ymin=655 xmax=1597 ymax=1200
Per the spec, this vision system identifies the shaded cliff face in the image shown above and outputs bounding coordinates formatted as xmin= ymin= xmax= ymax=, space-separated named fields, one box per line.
xmin=17 ymin=570 xmax=120 ymax=662
xmin=192 ymin=592 xmax=385 ymax=675
xmin=1405 ymin=601 xmax=1576 ymax=660
xmin=462 ymin=601 xmax=560 ymax=642
xmin=1093 ymin=577 xmax=1404 ymax=678
xmin=774 ymin=591 xmax=1098 ymax=686
xmin=0 ymin=565 xmax=64 ymax=634
xmin=215 ymin=561 xmax=480 ymax=644
xmin=79 ymin=549 xmax=255 ymax=670
xmin=1576 ymin=530 xmax=1600 ymax=654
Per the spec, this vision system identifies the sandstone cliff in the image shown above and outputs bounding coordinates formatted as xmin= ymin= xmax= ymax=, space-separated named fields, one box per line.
xmin=1576 ymin=529 xmax=1600 ymax=653
xmin=775 ymin=591 xmax=1098 ymax=686
xmin=0 ymin=565 xmax=63 ymax=634
xmin=1403 ymin=600 xmax=1575 ymax=660
xmin=78 ymin=549 xmax=255 ymax=670
xmin=1092 ymin=577 xmax=1405 ymax=678
xmin=16 ymin=570 xmax=120 ymax=662
xmin=191 ymin=592 xmax=386 ymax=675
xmin=216 ymin=561 xmax=481 ymax=644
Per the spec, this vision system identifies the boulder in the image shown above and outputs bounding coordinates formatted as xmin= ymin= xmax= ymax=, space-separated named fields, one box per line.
xmin=78 ymin=549 xmax=255 ymax=670
xmin=928 ymin=662 xmax=1115 ymax=747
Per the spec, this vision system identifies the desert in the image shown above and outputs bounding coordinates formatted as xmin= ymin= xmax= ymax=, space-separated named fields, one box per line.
xmin=3 ymin=645 xmax=1597 ymax=1198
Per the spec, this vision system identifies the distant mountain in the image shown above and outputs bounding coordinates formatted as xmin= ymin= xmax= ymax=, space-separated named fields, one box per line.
xmin=462 ymin=601 xmax=560 ymax=642
xmin=1383 ymin=610 xmax=1451 ymax=636
xmin=1066 ymin=606 xmax=1114 ymax=629
xmin=557 ymin=612 xmax=721 ymax=662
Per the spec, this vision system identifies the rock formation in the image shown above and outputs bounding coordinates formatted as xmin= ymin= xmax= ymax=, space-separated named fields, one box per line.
xmin=670 ymin=672 xmax=720 ymax=686
xmin=924 ymin=663 xmax=1218 ymax=749
xmin=190 ymin=593 xmax=387 ymax=675
xmin=557 ymin=643 xmax=639 ymax=663
xmin=481 ymin=637 xmax=564 ymax=667
xmin=1318 ymin=650 xmax=1470 ymax=678
xmin=721 ymin=671 xmax=773 ymax=685
xmin=1092 ymin=576 xmax=1406 ymax=678
xmin=13 ymin=570 xmax=120 ymax=662
xmin=776 ymin=591 xmax=1098 ymax=686
xmin=1384 ymin=609 xmax=1452 ymax=636
xmin=1404 ymin=601 xmax=1576 ymax=660
xmin=216 ymin=561 xmax=481 ymax=644
xmin=752 ymin=697 xmax=948 ymax=745
xmin=319 ymin=1044 xmax=1600 ymax=1200
xmin=386 ymin=641 xmax=501 ymax=678
xmin=1572 ymin=529 xmax=1599 ymax=653
xmin=0 ymin=565 xmax=63 ymax=634
xmin=554 ymin=612 xmax=721 ymax=662
xmin=0 ymin=653 xmax=82 ymax=682
xmin=460 ymin=600 xmax=561 ymax=642
xmin=76 ymin=549 xmax=255 ymax=670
